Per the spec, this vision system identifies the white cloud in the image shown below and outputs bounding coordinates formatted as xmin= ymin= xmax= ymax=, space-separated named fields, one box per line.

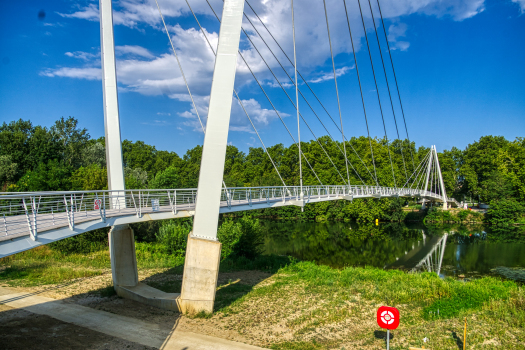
xmin=47 ymin=0 xmax=489 ymax=134
xmin=308 ymin=66 xmax=353 ymax=83
xmin=58 ymin=4 xmax=99 ymax=22
xmin=512 ymin=0 xmax=525 ymax=13
xmin=65 ymin=51 xmax=98 ymax=61
xmin=388 ymin=22 xmax=410 ymax=51
xmin=40 ymin=67 xmax=101 ymax=80
xmin=116 ymin=45 xmax=154 ymax=58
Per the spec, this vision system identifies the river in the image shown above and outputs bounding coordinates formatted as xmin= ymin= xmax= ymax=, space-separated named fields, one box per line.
xmin=260 ymin=220 xmax=525 ymax=280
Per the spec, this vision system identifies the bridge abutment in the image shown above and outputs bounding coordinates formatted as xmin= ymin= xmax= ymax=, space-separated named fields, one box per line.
xmin=179 ymin=236 xmax=222 ymax=314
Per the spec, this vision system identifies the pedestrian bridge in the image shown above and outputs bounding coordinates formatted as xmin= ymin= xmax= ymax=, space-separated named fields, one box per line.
xmin=0 ymin=185 xmax=459 ymax=258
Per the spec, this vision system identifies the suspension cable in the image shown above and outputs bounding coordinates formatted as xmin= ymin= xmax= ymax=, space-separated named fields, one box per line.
xmin=243 ymin=0 xmax=377 ymax=183
xmin=356 ymin=0 xmax=397 ymax=188
xmin=375 ymin=0 xmax=415 ymax=171
xmin=413 ymin=151 xmax=432 ymax=190
xmin=154 ymin=0 xmax=229 ymax=189
xmin=291 ymin=0 xmax=303 ymax=193
xmin=153 ymin=0 xmax=203 ymax=133
xmin=403 ymin=150 xmax=430 ymax=188
xmin=366 ymin=0 xmax=408 ymax=182
xmin=239 ymin=9 xmax=371 ymax=184
xmin=203 ymin=0 xmax=323 ymax=185
xmin=322 ymin=0 xmax=351 ymax=188
xmin=183 ymin=0 xmax=288 ymax=190
xmin=236 ymin=14 xmax=363 ymax=185
xmin=341 ymin=0 xmax=380 ymax=186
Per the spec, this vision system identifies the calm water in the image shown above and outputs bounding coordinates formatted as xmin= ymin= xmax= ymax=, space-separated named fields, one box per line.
xmin=261 ymin=221 xmax=525 ymax=278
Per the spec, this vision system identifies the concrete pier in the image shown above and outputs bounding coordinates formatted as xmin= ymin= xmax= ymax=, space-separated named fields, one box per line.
xmin=180 ymin=236 xmax=222 ymax=314
xmin=109 ymin=225 xmax=139 ymax=288
xmin=109 ymin=225 xmax=182 ymax=312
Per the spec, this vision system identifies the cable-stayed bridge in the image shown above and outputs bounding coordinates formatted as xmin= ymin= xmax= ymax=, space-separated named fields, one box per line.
xmin=1 ymin=0 xmax=461 ymax=313
xmin=0 ymin=185 xmax=459 ymax=258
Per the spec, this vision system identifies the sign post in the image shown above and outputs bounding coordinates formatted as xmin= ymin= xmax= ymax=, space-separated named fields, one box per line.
xmin=377 ymin=306 xmax=400 ymax=350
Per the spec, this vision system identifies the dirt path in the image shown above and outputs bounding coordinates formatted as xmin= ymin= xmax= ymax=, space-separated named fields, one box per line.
xmin=0 ymin=287 xmax=266 ymax=350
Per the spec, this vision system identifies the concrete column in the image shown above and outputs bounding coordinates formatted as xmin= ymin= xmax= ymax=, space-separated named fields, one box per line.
xmin=180 ymin=0 xmax=245 ymax=315
xmin=109 ymin=225 xmax=138 ymax=289
xmin=180 ymin=236 xmax=222 ymax=314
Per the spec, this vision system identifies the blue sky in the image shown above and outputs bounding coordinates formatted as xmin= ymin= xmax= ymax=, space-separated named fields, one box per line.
xmin=1 ymin=0 xmax=524 ymax=156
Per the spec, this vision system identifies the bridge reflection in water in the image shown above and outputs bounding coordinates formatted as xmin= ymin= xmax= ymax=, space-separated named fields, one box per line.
xmin=387 ymin=233 xmax=448 ymax=275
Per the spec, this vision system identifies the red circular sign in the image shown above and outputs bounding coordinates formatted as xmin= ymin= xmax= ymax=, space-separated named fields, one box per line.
xmin=377 ymin=306 xmax=400 ymax=330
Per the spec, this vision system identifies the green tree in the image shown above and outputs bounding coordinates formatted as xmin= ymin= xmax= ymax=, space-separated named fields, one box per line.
xmin=71 ymin=164 xmax=108 ymax=191
xmin=150 ymin=166 xmax=181 ymax=189
xmin=0 ymin=155 xmax=18 ymax=190
xmin=50 ymin=117 xmax=90 ymax=168
xmin=485 ymin=199 xmax=525 ymax=226
xmin=16 ymin=159 xmax=72 ymax=191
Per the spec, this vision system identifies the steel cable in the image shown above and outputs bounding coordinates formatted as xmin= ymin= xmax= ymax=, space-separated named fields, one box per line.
xmin=356 ymin=0 xmax=397 ymax=188
xmin=322 ymin=0 xmax=351 ymax=188
xmin=243 ymin=0 xmax=377 ymax=183
xmin=204 ymin=0 xmax=323 ymax=185
xmin=291 ymin=0 xmax=303 ymax=195
xmin=183 ymin=0 xmax=289 ymax=190
xmin=375 ymin=0 xmax=416 ymax=171
xmin=237 ymin=7 xmax=369 ymax=184
xmin=366 ymin=0 xmax=408 ymax=182
xmin=235 ymin=12 xmax=362 ymax=185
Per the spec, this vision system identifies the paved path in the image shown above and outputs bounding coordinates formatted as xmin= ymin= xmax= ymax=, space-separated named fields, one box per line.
xmin=0 ymin=287 xmax=266 ymax=350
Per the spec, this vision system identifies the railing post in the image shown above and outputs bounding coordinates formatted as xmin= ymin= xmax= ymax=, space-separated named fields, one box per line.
xmin=71 ymin=195 xmax=75 ymax=228
xmin=3 ymin=213 xmax=7 ymax=236
xmin=64 ymin=195 xmax=73 ymax=230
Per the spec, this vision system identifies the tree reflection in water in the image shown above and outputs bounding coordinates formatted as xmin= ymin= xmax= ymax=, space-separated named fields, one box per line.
xmin=261 ymin=221 xmax=525 ymax=277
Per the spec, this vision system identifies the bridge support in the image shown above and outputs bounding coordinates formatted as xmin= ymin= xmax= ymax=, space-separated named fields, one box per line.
xmin=179 ymin=0 xmax=246 ymax=314
xmin=109 ymin=225 xmax=138 ymax=288
xmin=100 ymin=0 xmax=181 ymax=311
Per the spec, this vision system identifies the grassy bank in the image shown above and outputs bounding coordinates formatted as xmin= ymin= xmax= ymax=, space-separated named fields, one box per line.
xmin=1 ymin=216 xmax=524 ymax=349
xmin=212 ymin=262 xmax=524 ymax=349
xmin=1 ymin=242 xmax=524 ymax=349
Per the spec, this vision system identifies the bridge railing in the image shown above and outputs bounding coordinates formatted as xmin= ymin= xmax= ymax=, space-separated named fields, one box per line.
xmin=0 ymin=185 xmax=452 ymax=241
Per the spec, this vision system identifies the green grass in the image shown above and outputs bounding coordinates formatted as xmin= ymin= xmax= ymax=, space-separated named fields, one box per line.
xmin=1 ymin=243 xmax=524 ymax=349
xmin=0 ymin=242 xmax=185 ymax=287
xmin=215 ymin=261 xmax=525 ymax=349
xmin=0 ymin=246 xmax=109 ymax=286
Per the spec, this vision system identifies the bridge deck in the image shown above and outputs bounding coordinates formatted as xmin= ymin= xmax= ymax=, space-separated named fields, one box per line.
xmin=0 ymin=185 xmax=459 ymax=257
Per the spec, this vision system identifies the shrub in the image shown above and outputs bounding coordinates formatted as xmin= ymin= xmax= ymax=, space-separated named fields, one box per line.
xmin=217 ymin=219 xmax=243 ymax=259
xmin=155 ymin=221 xmax=191 ymax=256
xmin=457 ymin=210 xmax=469 ymax=222
xmin=49 ymin=228 xmax=108 ymax=254
xmin=485 ymin=199 xmax=525 ymax=226
xmin=217 ymin=216 xmax=264 ymax=260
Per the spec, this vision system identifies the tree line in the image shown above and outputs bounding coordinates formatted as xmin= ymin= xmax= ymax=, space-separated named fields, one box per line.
xmin=1 ymin=117 xmax=524 ymax=209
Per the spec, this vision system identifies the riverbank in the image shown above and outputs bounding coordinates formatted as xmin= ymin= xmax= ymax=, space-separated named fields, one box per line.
xmin=1 ymin=243 xmax=524 ymax=349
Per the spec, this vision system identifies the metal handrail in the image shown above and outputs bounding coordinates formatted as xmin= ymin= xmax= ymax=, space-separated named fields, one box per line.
xmin=0 ymin=185 xmax=451 ymax=241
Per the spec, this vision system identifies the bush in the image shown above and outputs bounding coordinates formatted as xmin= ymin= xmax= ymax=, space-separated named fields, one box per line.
xmin=49 ymin=228 xmax=108 ymax=254
xmin=485 ymin=199 xmax=525 ymax=226
xmin=217 ymin=216 xmax=264 ymax=260
xmin=155 ymin=221 xmax=191 ymax=256
xmin=457 ymin=209 xmax=469 ymax=222
xmin=217 ymin=220 xmax=243 ymax=259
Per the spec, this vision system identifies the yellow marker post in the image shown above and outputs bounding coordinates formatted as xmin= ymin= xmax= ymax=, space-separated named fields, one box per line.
xmin=463 ymin=317 xmax=467 ymax=350
xmin=375 ymin=219 xmax=379 ymax=225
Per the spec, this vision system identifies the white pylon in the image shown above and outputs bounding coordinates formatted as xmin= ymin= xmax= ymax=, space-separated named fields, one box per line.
xmin=99 ymin=0 xmax=126 ymax=209
xmin=422 ymin=146 xmax=448 ymax=210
